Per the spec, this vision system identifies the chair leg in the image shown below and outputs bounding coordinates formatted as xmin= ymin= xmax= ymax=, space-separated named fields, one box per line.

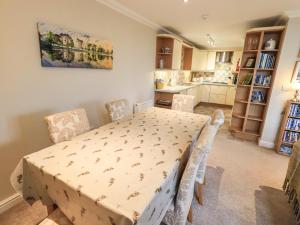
xmin=196 ymin=182 xmax=204 ymax=205
xmin=187 ymin=207 xmax=193 ymax=223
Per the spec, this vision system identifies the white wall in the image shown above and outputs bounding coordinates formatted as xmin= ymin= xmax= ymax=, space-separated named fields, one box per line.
xmin=260 ymin=17 xmax=300 ymax=146
xmin=0 ymin=0 xmax=155 ymax=201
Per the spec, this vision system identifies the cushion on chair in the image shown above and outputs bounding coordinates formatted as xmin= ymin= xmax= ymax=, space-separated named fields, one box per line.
xmin=45 ymin=108 xmax=90 ymax=144
xmin=105 ymin=99 xmax=131 ymax=122
xmin=39 ymin=209 xmax=72 ymax=225
xmin=171 ymin=94 xmax=195 ymax=113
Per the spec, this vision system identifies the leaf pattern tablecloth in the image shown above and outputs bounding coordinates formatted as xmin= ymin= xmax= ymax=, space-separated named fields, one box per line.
xmin=11 ymin=107 xmax=210 ymax=225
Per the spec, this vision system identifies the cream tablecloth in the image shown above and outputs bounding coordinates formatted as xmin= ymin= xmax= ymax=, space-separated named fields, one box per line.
xmin=11 ymin=107 xmax=209 ymax=225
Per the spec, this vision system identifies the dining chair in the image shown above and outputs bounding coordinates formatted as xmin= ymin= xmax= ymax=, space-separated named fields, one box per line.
xmin=162 ymin=128 xmax=207 ymax=225
xmin=39 ymin=208 xmax=72 ymax=225
xmin=105 ymin=99 xmax=131 ymax=122
xmin=171 ymin=94 xmax=195 ymax=113
xmin=195 ymin=109 xmax=224 ymax=205
xmin=45 ymin=108 xmax=90 ymax=144
xmin=133 ymin=99 xmax=154 ymax=113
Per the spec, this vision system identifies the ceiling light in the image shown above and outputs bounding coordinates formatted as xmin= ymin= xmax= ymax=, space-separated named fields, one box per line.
xmin=206 ymin=34 xmax=215 ymax=47
xmin=184 ymin=0 xmax=189 ymax=3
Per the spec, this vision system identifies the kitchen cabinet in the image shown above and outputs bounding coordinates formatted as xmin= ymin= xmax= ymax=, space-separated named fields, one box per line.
xmin=226 ymin=86 xmax=236 ymax=105
xmin=209 ymin=85 xmax=227 ymax=104
xmin=206 ymin=51 xmax=216 ymax=71
xmin=191 ymin=48 xmax=200 ymax=71
xmin=191 ymin=49 xmax=207 ymax=71
xmin=198 ymin=85 xmax=236 ymax=105
xmin=231 ymin=50 xmax=243 ymax=71
xmin=199 ymin=85 xmax=211 ymax=103
xmin=191 ymin=50 xmax=216 ymax=71
xmin=156 ymin=35 xmax=182 ymax=70
xmin=187 ymin=86 xmax=198 ymax=107
xmin=172 ymin=39 xmax=182 ymax=70
xmin=195 ymin=85 xmax=201 ymax=106
xmin=209 ymin=94 xmax=226 ymax=104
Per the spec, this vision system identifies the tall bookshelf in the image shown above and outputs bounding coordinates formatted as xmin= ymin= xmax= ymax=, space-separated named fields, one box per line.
xmin=230 ymin=26 xmax=285 ymax=141
xmin=276 ymin=101 xmax=300 ymax=156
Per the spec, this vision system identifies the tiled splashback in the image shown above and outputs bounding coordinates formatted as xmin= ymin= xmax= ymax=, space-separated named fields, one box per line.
xmin=203 ymin=63 xmax=233 ymax=83
xmin=154 ymin=63 xmax=234 ymax=85
xmin=154 ymin=70 xmax=191 ymax=86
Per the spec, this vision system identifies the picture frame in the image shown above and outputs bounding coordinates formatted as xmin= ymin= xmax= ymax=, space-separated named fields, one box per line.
xmin=292 ymin=61 xmax=300 ymax=82
xmin=37 ymin=22 xmax=113 ymax=69
xmin=245 ymin=57 xmax=256 ymax=68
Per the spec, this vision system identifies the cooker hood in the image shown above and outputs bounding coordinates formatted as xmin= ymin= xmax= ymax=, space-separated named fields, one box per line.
xmin=216 ymin=51 xmax=233 ymax=63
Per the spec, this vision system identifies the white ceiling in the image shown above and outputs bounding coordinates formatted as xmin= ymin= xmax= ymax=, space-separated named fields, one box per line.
xmin=102 ymin=0 xmax=300 ymax=49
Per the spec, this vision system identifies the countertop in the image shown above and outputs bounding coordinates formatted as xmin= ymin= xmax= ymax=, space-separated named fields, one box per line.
xmin=155 ymin=82 xmax=236 ymax=93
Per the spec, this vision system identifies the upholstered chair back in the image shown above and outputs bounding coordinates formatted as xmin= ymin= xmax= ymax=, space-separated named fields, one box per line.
xmin=171 ymin=94 xmax=195 ymax=113
xmin=172 ymin=130 xmax=209 ymax=225
xmin=45 ymin=108 xmax=90 ymax=144
xmin=211 ymin=109 xmax=225 ymax=127
xmin=197 ymin=123 xmax=219 ymax=154
xmin=133 ymin=99 xmax=154 ymax=113
xmin=195 ymin=123 xmax=219 ymax=186
xmin=105 ymin=99 xmax=131 ymax=122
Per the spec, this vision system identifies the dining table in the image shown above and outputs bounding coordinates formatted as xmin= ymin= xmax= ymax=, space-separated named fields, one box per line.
xmin=11 ymin=107 xmax=210 ymax=225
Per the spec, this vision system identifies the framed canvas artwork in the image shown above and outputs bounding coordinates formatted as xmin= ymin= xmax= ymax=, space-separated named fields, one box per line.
xmin=292 ymin=61 xmax=300 ymax=82
xmin=37 ymin=22 xmax=113 ymax=69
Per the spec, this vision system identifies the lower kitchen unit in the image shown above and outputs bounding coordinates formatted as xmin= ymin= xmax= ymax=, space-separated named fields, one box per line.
xmin=155 ymin=82 xmax=236 ymax=109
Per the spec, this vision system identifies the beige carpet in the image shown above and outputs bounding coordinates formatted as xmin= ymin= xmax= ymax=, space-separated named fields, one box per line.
xmin=0 ymin=104 xmax=297 ymax=225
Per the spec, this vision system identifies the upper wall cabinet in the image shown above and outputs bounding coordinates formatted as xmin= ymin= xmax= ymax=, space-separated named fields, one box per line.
xmin=206 ymin=51 xmax=217 ymax=71
xmin=191 ymin=48 xmax=207 ymax=71
xmin=156 ymin=35 xmax=182 ymax=70
xmin=191 ymin=50 xmax=216 ymax=72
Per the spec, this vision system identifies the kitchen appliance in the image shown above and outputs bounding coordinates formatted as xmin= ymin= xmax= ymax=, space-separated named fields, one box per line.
xmin=216 ymin=51 xmax=233 ymax=63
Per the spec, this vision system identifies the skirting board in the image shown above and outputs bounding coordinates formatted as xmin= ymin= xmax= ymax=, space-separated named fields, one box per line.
xmin=0 ymin=193 xmax=22 ymax=214
xmin=259 ymin=139 xmax=275 ymax=149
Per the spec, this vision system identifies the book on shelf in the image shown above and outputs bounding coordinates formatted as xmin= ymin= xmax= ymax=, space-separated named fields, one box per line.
xmin=283 ymin=131 xmax=300 ymax=143
xmin=241 ymin=73 xmax=253 ymax=85
xmin=286 ymin=118 xmax=300 ymax=131
xmin=251 ymin=90 xmax=265 ymax=103
xmin=254 ymin=73 xmax=271 ymax=86
xmin=258 ymin=53 xmax=276 ymax=69
xmin=289 ymin=104 xmax=300 ymax=117
xmin=279 ymin=144 xmax=293 ymax=155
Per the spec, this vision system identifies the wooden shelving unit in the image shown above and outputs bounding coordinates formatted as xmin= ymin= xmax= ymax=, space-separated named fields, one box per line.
xmin=155 ymin=36 xmax=174 ymax=70
xmin=230 ymin=26 xmax=285 ymax=142
xmin=181 ymin=44 xmax=193 ymax=70
xmin=276 ymin=101 xmax=300 ymax=156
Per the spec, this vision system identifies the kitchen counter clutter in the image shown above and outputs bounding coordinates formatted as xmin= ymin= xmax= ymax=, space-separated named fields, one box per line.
xmin=155 ymin=82 xmax=236 ymax=108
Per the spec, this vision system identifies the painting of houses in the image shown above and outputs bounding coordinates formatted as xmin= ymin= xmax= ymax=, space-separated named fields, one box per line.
xmin=37 ymin=22 xmax=113 ymax=69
